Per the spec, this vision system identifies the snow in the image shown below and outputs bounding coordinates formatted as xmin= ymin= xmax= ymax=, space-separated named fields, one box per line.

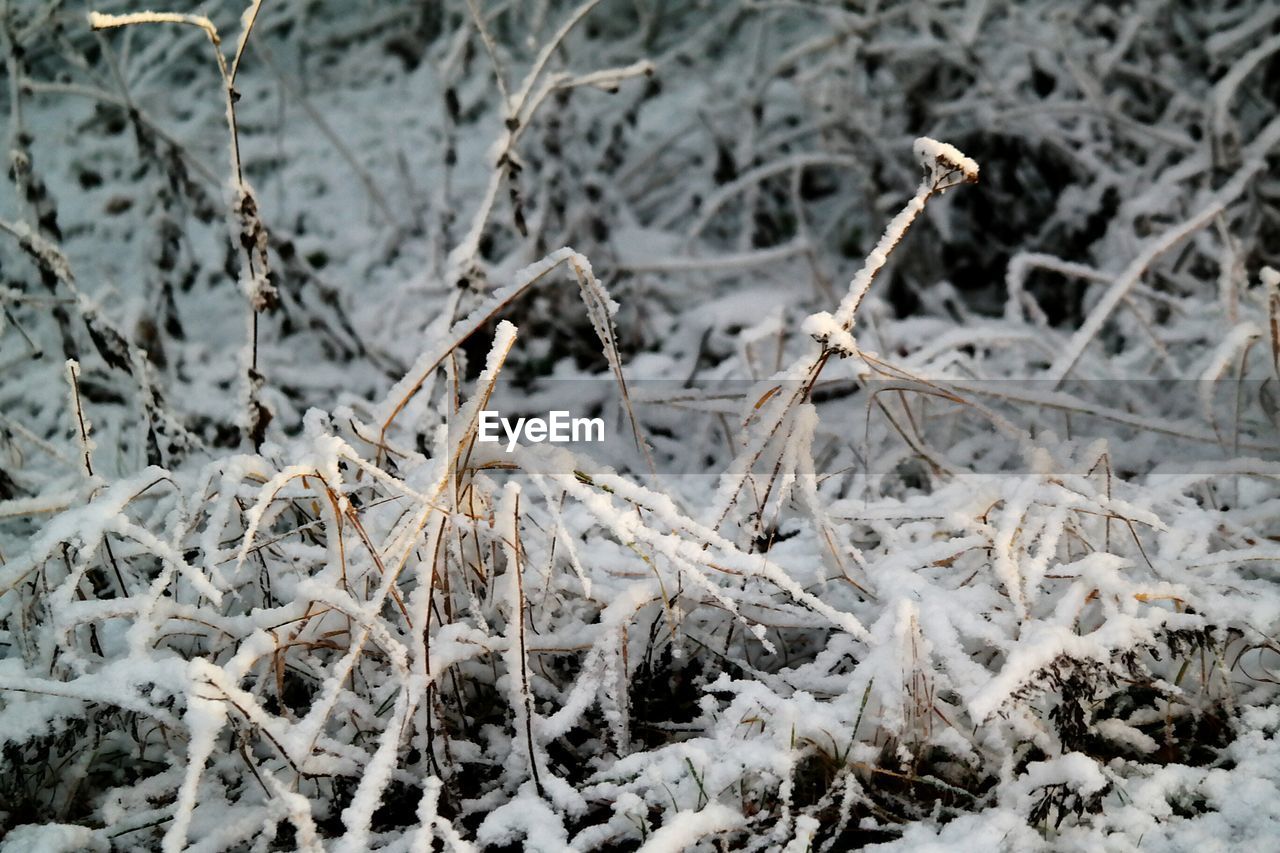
xmin=0 ymin=823 xmax=107 ymax=853
xmin=164 ymin=681 xmax=228 ymax=853
xmin=635 ymin=804 xmax=744 ymax=852
xmin=801 ymin=310 xmax=858 ymax=357
xmin=3 ymin=1 xmax=1280 ymax=850
xmin=475 ymin=786 xmax=573 ymax=852
xmin=913 ymin=136 xmax=980 ymax=185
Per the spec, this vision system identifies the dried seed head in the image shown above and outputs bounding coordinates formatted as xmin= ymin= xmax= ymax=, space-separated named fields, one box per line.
xmin=914 ymin=137 xmax=979 ymax=186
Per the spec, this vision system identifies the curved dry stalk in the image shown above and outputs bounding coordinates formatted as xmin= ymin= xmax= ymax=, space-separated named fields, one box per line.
xmin=92 ymin=3 xmax=276 ymax=448
xmin=709 ymin=138 xmax=979 ymax=535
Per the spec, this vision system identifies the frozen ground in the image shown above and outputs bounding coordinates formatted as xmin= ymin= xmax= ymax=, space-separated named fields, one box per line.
xmin=1 ymin=1 xmax=1279 ymax=850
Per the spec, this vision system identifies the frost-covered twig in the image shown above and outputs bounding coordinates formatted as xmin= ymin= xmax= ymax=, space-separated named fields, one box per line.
xmin=92 ymin=3 xmax=276 ymax=448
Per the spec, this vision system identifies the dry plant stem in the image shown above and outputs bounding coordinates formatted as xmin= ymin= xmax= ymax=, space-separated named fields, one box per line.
xmin=713 ymin=163 xmax=971 ymax=534
xmin=446 ymin=0 xmax=647 ymax=289
xmin=1046 ymin=203 xmax=1222 ymax=386
xmin=230 ymin=0 xmax=266 ymax=84
xmin=1049 ymin=112 xmax=1280 ymax=385
xmin=4 ymin=5 xmax=1280 ymax=846
xmin=64 ymin=361 xmax=129 ymax=597
xmin=0 ymin=218 xmax=203 ymax=470
xmin=64 ymin=360 xmax=94 ymax=479
xmin=3 ymin=7 xmax=78 ymax=356
xmin=465 ymin=0 xmax=510 ymax=104
xmin=240 ymin=330 xmax=517 ymax=767
xmin=18 ymin=68 xmax=384 ymax=388
xmin=831 ymin=173 xmax=958 ymax=333
xmin=503 ymin=487 xmax=544 ymax=795
xmin=91 ymin=4 xmax=273 ymax=447
xmin=376 ymin=249 xmax=641 ymax=459
xmin=1267 ymin=271 xmax=1280 ymax=381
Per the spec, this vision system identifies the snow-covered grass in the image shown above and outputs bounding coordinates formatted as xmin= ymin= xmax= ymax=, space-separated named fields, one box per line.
xmin=2 ymin=1 xmax=1279 ymax=850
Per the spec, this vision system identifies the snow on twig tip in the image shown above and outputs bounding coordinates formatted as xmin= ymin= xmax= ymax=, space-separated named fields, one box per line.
xmin=914 ymin=136 xmax=980 ymax=186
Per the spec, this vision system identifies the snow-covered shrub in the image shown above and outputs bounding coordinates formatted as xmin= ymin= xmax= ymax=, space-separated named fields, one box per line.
xmin=2 ymin=1 xmax=1279 ymax=850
